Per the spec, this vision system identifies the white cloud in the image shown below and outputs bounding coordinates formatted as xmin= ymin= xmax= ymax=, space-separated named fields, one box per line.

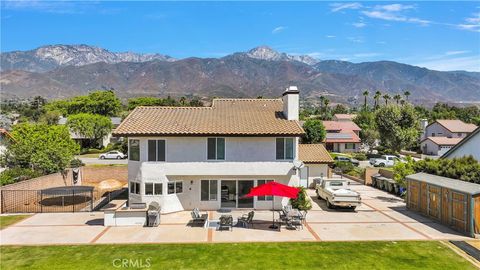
xmin=347 ymin=37 xmax=364 ymax=43
xmin=375 ymin=4 xmax=415 ymax=12
xmin=457 ymin=12 xmax=480 ymax=32
xmin=445 ymin=50 xmax=470 ymax=56
xmin=1 ymin=0 xmax=115 ymax=15
xmin=325 ymin=35 xmax=336 ymax=38
xmin=272 ymin=26 xmax=286 ymax=34
xmin=330 ymin=2 xmax=362 ymax=12
xmin=415 ymin=56 xmax=480 ymax=72
xmin=362 ymin=10 xmax=430 ymax=25
xmin=352 ymin=22 xmax=366 ymax=28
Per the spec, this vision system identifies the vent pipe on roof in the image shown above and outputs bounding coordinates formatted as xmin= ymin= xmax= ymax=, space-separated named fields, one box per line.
xmin=282 ymin=86 xmax=299 ymax=120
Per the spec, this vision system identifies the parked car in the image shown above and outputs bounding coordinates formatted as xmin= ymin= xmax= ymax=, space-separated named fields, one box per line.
xmin=369 ymin=155 xmax=402 ymax=167
xmin=334 ymin=156 xmax=360 ymax=166
xmin=99 ymin=151 xmax=127 ymax=159
xmin=315 ymin=178 xmax=361 ymax=210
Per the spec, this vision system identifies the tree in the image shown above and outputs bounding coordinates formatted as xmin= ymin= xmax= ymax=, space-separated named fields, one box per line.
xmin=3 ymin=123 xmax=79 ymax=174
xmin=319 ymin=96 xmax=326 ymax=112
xmin=393 ymin=94 xmax=402 ymax=105
xmin=302 ymin=119 xmax=326 ymax=144
xmin=46 ymin=90 xmax=121 ymax=116
xmin=332 ymin=104 xmax=349 ymax=115
xmin=67 ymin=114 xmax=113 ymax=149
xmin=374 ymin=91 xmax=381 ymax=109
xmin=393 ymin=156 xmax=415 ymax=187
xmin=404 ymin=90 xmax=411 ymax=101
xmin=362 ymin=90 xmax=369 ymax=110
xmin=290 ymin=187 xmax=312 ymax=210
xmin=383 ymin=94 xmax=391 ymax=106
xmin=361 ymin=128 xmax=380 ymax=153
xmin=375 ymin=104 xmax=419 ymax=152
xmin=40 ymin=110 xmax=61 ymax=125
xmin=413 ymin=156 xmax=480 ymax=183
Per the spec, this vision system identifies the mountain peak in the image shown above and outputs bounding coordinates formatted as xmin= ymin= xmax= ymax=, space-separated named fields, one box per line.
xmin=246 ymin=46 xmax=282 ymax=60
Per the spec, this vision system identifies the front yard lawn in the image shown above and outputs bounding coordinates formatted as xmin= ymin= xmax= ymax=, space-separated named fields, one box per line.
xmin=0 ymin=241 xmax=474 ymax=270
xmin=0 ymin=215 xmax=31 ymax=230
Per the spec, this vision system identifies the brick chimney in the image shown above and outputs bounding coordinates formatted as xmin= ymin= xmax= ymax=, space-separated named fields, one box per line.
xmin=282 ymin=86 xmax=299 ymax=120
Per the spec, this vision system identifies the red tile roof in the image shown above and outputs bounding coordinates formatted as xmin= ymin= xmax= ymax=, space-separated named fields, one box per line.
xmin=325 ymin=131 xmax=361 ymax=143
xmin=322 ymin=121 xmax=361 ymax=132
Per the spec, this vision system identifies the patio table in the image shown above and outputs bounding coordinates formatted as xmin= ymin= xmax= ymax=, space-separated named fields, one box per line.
xmin=284 ymin=209 xmax=302 ymax=230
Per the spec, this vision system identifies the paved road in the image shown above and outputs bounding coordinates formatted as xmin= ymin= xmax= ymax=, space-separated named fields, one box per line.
xmin=77 ymin=157 xmax=127 ymax=165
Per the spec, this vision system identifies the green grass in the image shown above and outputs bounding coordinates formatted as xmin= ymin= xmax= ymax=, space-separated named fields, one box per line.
xmin=0 ymin=215 xmax=30 ymax=230
xmin=77 ymin=153 xmax=104 ymax=158
xmin=0 ymin=241 xmax=474 ymax=270
xmin=329 ymin=152 xmax=353 ymax=159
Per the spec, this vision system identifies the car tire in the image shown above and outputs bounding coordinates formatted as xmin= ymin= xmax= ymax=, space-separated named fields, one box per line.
xmin=351 ymin=206 xmax=357 ymax=211
xmin=379 ymin=163 xmax=385 ymax=167
xmin=100 ymin=156 xmax=105 ymax=160
xmin=117 ymin=156 xmax=121 ymax=159
xmin=326 ymin=200 xmax=333 ymax=209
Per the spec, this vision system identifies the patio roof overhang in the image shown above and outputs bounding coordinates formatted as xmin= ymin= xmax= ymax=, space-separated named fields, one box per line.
xmin=140 ymin=162 xmax=295 ymax=176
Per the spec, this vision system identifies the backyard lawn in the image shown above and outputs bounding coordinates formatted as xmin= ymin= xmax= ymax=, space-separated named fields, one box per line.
xmin=0 ymin=215 xmax=30 ymax=230
xmin=0 ymin=241 xmax=474 ymax=270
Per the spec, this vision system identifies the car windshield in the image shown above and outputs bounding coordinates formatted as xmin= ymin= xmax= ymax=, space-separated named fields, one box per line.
xmin=329 ymin=181 xmax=344 ymax=187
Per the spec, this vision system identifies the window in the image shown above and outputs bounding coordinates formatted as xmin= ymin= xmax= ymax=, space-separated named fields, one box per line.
xmin=129 ymin=139 xmax=140 ymax=161
xmin=144 ymin=183 xmax=163 ymax=195
xmin=345 ymin=143 xmax=356 ymax=150
xmin=130 ymin=182 xmax=140 ymax=194
xmin=207 ymin=138 xmax=225 ymax=160
xmin=201 ymin=180 xmax=218 ymax=201
xmin=168 ymin=181 xmax=183 ymax=194
xmin=257 ymin=180 xmax=273 ymax=201
xmin=276 ymin=138 xmax=294 ymax=160
xmin=148 ymin=140 xmax=166 ymax=161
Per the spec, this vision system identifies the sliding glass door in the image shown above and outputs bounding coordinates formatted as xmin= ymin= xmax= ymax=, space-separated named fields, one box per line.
xmin=237 ymin=180 xmax=254 ymax=208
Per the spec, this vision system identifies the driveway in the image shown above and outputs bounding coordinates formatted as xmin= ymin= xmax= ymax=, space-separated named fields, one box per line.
xmin=77 ymin=157 xmax=127 ymax=165
xmin=0 ymin=182 xmax=472 ymax=245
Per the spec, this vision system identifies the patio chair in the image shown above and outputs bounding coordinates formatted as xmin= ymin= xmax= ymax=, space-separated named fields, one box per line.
xmin=299 ymin=210 xmax=307 ymax=225
xmin=190 ymin=208 xmax=209 ymax=228
xmin=284 ymin=205 xmax=293 ymax=212
xmin=218 ymin=215 xmax=233 ymax=231
xmin=290 ymin=216 xmax=303 ymax=230
xmin=237 ymin=211 xmax=255 ymax=228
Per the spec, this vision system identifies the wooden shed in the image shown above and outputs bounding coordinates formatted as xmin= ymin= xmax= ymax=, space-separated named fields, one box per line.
xmin=406 ymin=172 xmax=480 ymax=237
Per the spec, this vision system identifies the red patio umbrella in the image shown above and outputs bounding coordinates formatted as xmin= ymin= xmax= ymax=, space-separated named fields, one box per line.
xmin=245 ymin=181 xmax=300 ymax=229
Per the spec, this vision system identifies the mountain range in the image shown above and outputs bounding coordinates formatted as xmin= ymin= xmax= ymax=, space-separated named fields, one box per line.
xmin=1 ymin=45 xmax=479 ymax=104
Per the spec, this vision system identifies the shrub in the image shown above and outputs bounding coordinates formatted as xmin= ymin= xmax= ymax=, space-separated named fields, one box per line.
xmin=290 ymin=187 xmax=312 ymax=211
xmin=70 ymin=158 xmax=85 ymax=168
xmin=333 ymin=161 xmax=355 ymax=174
xmin=352 ymin=153 xmax=367 ymax=161
xmin=0 ymin=168 xmax=42 ymax=186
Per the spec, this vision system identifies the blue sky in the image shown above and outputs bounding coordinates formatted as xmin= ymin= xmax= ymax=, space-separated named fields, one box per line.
xmin=1 ymin=1 xmax=479 ymax=71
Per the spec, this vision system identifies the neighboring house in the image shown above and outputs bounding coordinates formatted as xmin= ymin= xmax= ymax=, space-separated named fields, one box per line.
xmin=420 ymin=137 xmax=463 ymax=156
xmin=442 ymin=127 xmax=480 ymax=161
xmin=421 ymin=119 xmax=477 ymax=156
xmin=59 ymin=117 xmax=122 ymax=148
xmin=113 ymin=86 xmax=309 ymax=213
xmin=333 ymin=114 xmax=356 ymax=122
xmin=322 ymin=121 xmax=361 ymax=153
xmin=298 ymin=144 xmax=334 ymax=188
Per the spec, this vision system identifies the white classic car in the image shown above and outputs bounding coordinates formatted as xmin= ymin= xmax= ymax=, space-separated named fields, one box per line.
xmin=315 ymin=178 xmax=361 ymax=210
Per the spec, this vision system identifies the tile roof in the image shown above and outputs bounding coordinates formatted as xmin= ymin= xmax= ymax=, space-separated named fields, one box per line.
xmin=113 ymin=99 xmax=304 ymax=136
xmin=422 ymin=136 xmax=463 ymax=146
xmin=434 ymin=119 xmax=477 ymax=133
xmin=322 ymin=121 xmax=361 ymax=131
xmin=298 ymin=144 xmax=334 ymax=163
xmin=442 ymin=127 xmax=480 ymax=159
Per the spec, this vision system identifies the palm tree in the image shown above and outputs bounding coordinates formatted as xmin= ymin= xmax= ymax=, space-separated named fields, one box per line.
xmin=400 ymin=99 xmax=406 ymax=106
xmin=323 ymin=98 xmax=330 ymax=114
xmin=374 ymin=91 xmax=382 ymax=109
xmin=179 ymin=96 xmax=187 ymax=106
xmin=362 ymin=90 xmax=369 ymax=110
xmin=383 ymin=94 xmax=391 ymax=105
xmin=393 ymin=94 xmax=402 ymax=105
xmin=319 ymin=96 xmax=326 ymax=113
xmin=404 ymin=90 xmax=411 ymax=101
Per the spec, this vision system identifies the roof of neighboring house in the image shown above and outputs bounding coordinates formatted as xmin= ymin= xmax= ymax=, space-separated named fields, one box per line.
xmin=298 ymin=144 xmax=334 ymax=163
xmin=322 ymin=121 xmax=361 ymax=132
xmin=429 ymin=119 xmax=477 ymax=133
xmin=442 ymin=127 xmax=480 ymax=159
xmin=406 ymin=172 xmax=480 ymax=195
xmin=421 ymin=136 xmax=463 ymax=146
xmin=333 ymin=114 xmax=356 ymax=121
xmin=325 ymin=131 xmax=361 ymax=143
xmin=113 ymin=99 xmax=305 ymax=137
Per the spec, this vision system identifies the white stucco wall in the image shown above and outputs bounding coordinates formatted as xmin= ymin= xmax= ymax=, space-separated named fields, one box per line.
xmin=443 ymin=132 xmax=480 ymax=160
xmin=425 ymin=123 xmax=468 ymax=139
xmin=332 ymin=142 xmax=360 ymax=153
xmin=421 ymin=140 xmax=440 ymax=155
xmin=301 ymin=164 xmax=329 ymax=188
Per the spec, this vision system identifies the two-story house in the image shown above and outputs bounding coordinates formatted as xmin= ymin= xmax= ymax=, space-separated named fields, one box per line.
xmin=421 ymin=119 xmax=477 ymax=156
xmin=113 ymin=87 xmax=333 ymax=213
xmin=322 ymin=121 xmax=361 ymax=153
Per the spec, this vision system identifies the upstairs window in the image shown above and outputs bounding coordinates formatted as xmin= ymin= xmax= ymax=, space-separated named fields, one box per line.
xmin=129 ymin=140 xmax=140 ymax=161
xmin=276 ymin=138 xmax=294 ymax=160
xmin=207 ymin=138 xmax=225 ymax=160
xmin=148 ymin=140 xmax=166 ymax=161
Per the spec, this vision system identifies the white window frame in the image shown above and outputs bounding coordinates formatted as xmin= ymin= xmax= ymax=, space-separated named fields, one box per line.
xmin=200 ymin=180 xmax=218 ymax=201
xmin=129 ymin=139 xmax=140 ymax=161
xmin=207 ymin=138 xmax=226 ymax=160
xmin=167 ymin=181 xmax=183 ymax=195
xmin=276 ymin=138 xmax=295 ymax=160
xmin=257 ymin=180 xmax=274 ymax=201
xmin=147 ymin=139 xmax=167 ymax=162
xmin=130 ymin=181 xmax=140 ymax=195
xmin=144 ymin=182 xmax=163 ymax=196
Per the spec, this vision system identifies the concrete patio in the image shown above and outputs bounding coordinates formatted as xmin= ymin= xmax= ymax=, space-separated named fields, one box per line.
xmin=0 ymin=182 xmax=472 ymax=245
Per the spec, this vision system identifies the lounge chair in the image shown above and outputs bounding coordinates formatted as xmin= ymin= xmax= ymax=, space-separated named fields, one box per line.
xmin=218 ymin=215 xmax=233 ymax=231
xmin=237 ymin=211 xmax=255 ymax=228
xmin=190 ymin=208 xmax=208 ymax=228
